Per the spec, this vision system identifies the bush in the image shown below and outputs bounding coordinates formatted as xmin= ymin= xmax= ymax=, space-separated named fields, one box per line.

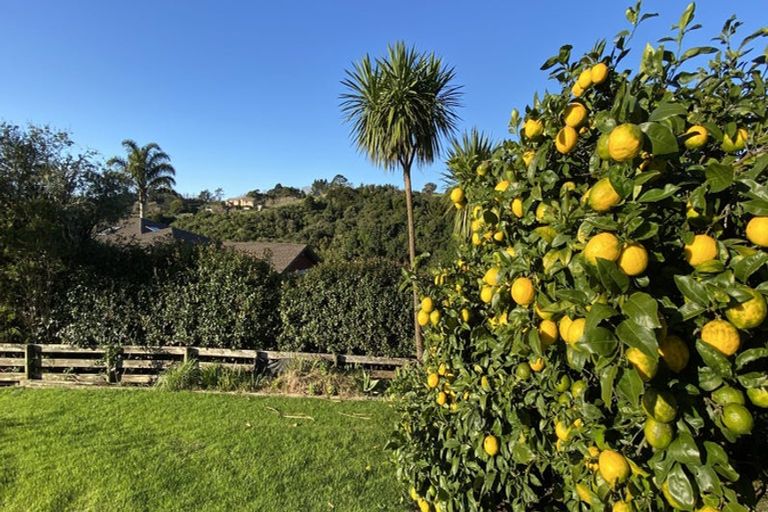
xmin=278 ymin=259 xmax=414 ymax=356
xmin=391 ymin=5 xmax=768 ymax=512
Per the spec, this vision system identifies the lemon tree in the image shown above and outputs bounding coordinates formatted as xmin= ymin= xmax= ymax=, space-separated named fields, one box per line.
xmin=389 ymin=4 xmax=768 ymax=511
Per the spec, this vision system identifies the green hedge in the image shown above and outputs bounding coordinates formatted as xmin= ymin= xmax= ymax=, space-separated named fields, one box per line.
xmin=278 ymin=259 xmax=414 ymax=357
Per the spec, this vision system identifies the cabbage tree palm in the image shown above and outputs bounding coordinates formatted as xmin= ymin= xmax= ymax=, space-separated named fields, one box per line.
xmin=446 ymin=128 xmax=495 ymax=236
xmin=107 ymin=140 xmax=176 ymax=219
xmin=340 ymin=42 xmax=462 ymax=360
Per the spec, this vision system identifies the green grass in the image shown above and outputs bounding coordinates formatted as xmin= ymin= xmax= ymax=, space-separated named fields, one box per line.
xmin=0 ymin=388 xmax=405 ymax=511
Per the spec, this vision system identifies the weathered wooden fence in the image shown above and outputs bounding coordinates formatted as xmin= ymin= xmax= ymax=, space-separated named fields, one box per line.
xmin=0 ymin=343 xmax=412 ymax=386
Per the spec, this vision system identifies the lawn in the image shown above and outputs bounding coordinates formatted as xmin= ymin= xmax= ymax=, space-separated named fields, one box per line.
xmin=0 ymin=387 xmax=404 ymax=512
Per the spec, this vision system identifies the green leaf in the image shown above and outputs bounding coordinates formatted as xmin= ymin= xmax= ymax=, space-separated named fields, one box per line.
xmin=621 ymin=292 xmax=661 ymax=329
xmin=736 ymin=371 xmax=768 ymax=388
xmin=667 ymin=463 xmax=696 ymax=511
xmin=616 ymin=320 xmax=659 ymax=359
xmin=595 ymin=259 xmax=629 ymax=294
xmin=581 ymin=326 xmax=618 ymax=357
xmin=735 ymin=348 xmax=768 ymax=370
xmin=637 ymin=184 xmax=679 ymax=202
xmin=696 ymin=341 xmax=733 ymax=378
xmin=679 ymin=46 xmax=718 ymax=63
xmin=616 ymin=368 xmax=643 ymax=408
xmin=692 ymin=465 xmax=721 ymax=495
xmin=639 ymin=122 xmax=679 ymax=155
xmin=732 ymin=252 xmax=768 ymax=282
xmin=667 ymin=432 xmax=701 ymax=465
xmin=648 ymin=102 xmax=687 ymax=122
xmin=674 ymin=275 xmax=710 ymax=306
xmin=511 ymin=442 xmax=535 ymax=464
xmin=600 ymin=365 xmax=618 ymax=410
xmin=585 ymin=303 xmax=617 ymax=332
xmin=705 ymin=161 xmax=734 ymax=193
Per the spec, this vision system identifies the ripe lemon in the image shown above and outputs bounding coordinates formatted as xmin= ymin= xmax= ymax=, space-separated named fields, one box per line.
xmin=530 ymin=357 xmax=545 ymax=372
xmin=436 ymin=391 xmax=447 ymax=406
xmin=535 ymin=303 xmax=554 ymax=320
xmin=480 ymin=286 xmax=495 ymax=304
xmin=555 ymin=420 xmax=571 ymax=441
xmin=612 ymin=501 xmax=631 ymax=512
xmin=598 ymin=450 xmax=630 ymax=488
xmin=511 ymin=198 xmax=524 ymax=218
xmin=608 ymin=123 xmax=643 ymax=162
xmin=539 ymin=319 xmax=559 ymax=346
xmin=644 ymin=417 xmax=673 ymax=450
xmin=483 ymin=434 xmax=499 ymax=456
xmin=721 ymin=128 xmax=748 ymax=152
xmin=480 ymin=375 xmax=490 ymax=391
xmin=626 ymin=347 xmax=657 ymax=382
xmin=417 ymin=310 xmax=430 ymax=327
xmin=555 ymin=126 xmax=578 ymax=154
xmin=697 ymin=507 xmax=720 ymax=512
xmin=535 ymin=202 xmax=551 ymax=222
xmin=449 ymin=187 xmax=464 ymax=204
xmin=712 ymin=385 xmax=745 ymax=406
xmin=524 ymin=118 xmax=544 ymax=139
xmin=746 ymin=217 xmax=768 ymax=247
xmin=575 ymin=483 xmax=593 ymax=504
xmin=591 ymin=62 xmax=609 ymax=84
xmin=684 ymin=125 xmax=708 ymax=149
xmin=421 ymin=297 xmax=434 ymax=313
xmin=643 ymin=389 xmax=677 ymax=423
xmin=511 ymin=277 xmax=535 ymax=305
xmin=584 ymin=232 xmax=621 ymax=265
xmin=747 ymin=387 xmax=768 ymax=408
xmin=701 ymin=319 xmax=740 ymax=356
xmin=571 ymin=379 xmax=587 ymax=397
xmin=483 ymin=267 xmax=501 ymax=286
xmin=722 ymin=403 xmax=753 ymax=435
xmin=409 ymin=486 xmax=419 ymax=501
xmin=470 ymin=219 xmax=483 ymax=232
xmin=572 ymin=83 xmax=585 ymax=97
xmin=494 ymin=180 xmax=510 ymax=192
xmin=437 ymin=363 xmax=448 ymax=376
xmin=429 ymin=310 xmax=441 ymax=326
xmin=564 ymin=102 xmax=588 ymax=128
xmin=658 ymin=335 xmax=689 ymax=373
xmin=493 ymin=230 xmax=505 ymax=242
xmin=476 ymin=161 xmax=490 ymax=176
xmin=427 ymin=373 xmax=439 ymax=388
xmin=577 ymin=68 xmax=593 ymax=89
xmin=596 ymin=132 xmax=611 ymax=159
xmin=617 ymin=243 xmax=648 ymax=276
xmin=558 ymin=316 xmax=573 ymax=342
xmin=725 ymin=288 xmax=767 ymax=329
xmin=588 ymin=177 xmax=621 ymax=212
xmin=566 ymin=318 xmax=586 ymax=345
xmin=522 ymin=150 xmax=535 ymax=167
xmin=684 ymin=234 xmax=718 ymax=266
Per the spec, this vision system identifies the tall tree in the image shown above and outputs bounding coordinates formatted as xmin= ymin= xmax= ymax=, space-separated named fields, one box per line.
xmin=340 ymin=42 xmax=461 ymax=359
xmin=107 ymin=140 xmax=176 ymax=219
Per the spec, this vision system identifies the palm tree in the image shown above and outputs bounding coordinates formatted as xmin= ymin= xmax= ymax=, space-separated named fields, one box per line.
xmin=107 ymin=140 xmax=176 ymax=219
xmin=445 ymin=128 xmax=495 ymax=235
xmin=340 ymin=42 xmax=462 ymax=360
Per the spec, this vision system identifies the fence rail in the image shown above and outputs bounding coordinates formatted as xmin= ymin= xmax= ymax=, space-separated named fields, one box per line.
xmin=0 ymin=344 xmax=413 ymax=386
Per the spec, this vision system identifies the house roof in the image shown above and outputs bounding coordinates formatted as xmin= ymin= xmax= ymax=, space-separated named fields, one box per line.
xmin=223 ymin=241 xmax=319 ymax=273
xmin=97 ymin=217 xmax=209 ymax=246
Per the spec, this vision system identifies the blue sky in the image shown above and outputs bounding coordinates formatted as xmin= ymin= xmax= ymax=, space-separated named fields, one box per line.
xmin=1 ymin=1 xmax=765 ymax=197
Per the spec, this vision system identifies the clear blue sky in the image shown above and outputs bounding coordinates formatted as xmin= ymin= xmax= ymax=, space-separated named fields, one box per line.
xmin=1 ymin=1 xmax=764 ymax=197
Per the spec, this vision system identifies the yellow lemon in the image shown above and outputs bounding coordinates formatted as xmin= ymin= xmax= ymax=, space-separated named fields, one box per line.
xmin=558 ymin=316 xmax=573 ymax=341
xmin=612 ymin=501 xmax=632 ymax=512
xmin=584 ymin=232 xmax=621 ymax=265
xmin=493 ymin=230 xmax=505 ymax=242
xmin=417 ymin=498 xmax=430 ymax=512
xmin=564 ymin=102 xmax=588 ymax=128
xmin=684 ymin=125 xmax=709 ymax=149
xmin=409 ymin=486 xmax=419 ymax=501
xmin=684 ymin=234 xmax=718 ymax=266
xmin=626 ymin=347 xmax=658 ymax=382
xmin=460 ymin=308 xmax=472 ymax=323
xmin=539 ymin=319 xmax=559 ymax=346
xmin=598 ymin=450 xmax=630 ymax=488
xmin=722 ymin=128 xmax=748 ymax=152
xmin=524 ymin=118 xmax=544 ymax=139
xmin=535 ymin=303 xmax=554 ymax=320
xmin=483 ymin=267 xmax=501 ymax=286
xmin=436 ymin=391 xmax=447 ymax=406
xmin=476 ymin=161 xmax=490 ymax=176
xmin=747 ymin=387 xmax=768 ymax=408
xmin=555 ymin=420 xmax=571 ymax=441
xmin=567 ymin=318 xmax=587 ymax=345
xmin=591 ymin=62 xmax=609 ymax=84
xmin=701 ymin=319 xmax=740 ymax=356
xmin=575 ymin=483 xmax=593 ymax=504
xmin=480 ymin=286 xmax=495 ymax=304
xmin=427 ymin=373 xmax=439 ymax=388
xmin=572 ymin=83 xmax=585 ymax=97
xmin=726 ymin=288 xmax=766 ymax=329
xmin=588 ymin=177 xmax=621 ymax=212
xmin=421 ymin=297 xmax=434 ymax=313
xmin=483 ymin=434 xmax=499 ymax=456
xmin=746 ymin=217 xmax=768 ymax=247
xmin=577 ymin=68 xmax=593 ymax=89
xmin=417 ymin=310 xmax=430 ymax=327
xmin=530 ymin=357 xmax=545 ymax=372
xmin=555 ymin=126 xmax=578 ymax=154
xmin=522 ymin=150 xmax=535 ymax=167
xmin=697 ymin=507 xmax=720 ymax=512
xmin=429 ymin=310 xmax=441 ymax=326
xmin=511 ymin=198 xmax=524 ymax=218
xmin=658 ymin=335 xmax=689 ymax=373
xmin=617 ymin=243 xmax=648 ymax=276
xmin=494 ymin=180 xmax=510 ymax=192
xmin=511 ymin=277 xmax=535 ymax=305
xmin=449 ymin=187 xmax=464 ymax=204
xmin=608 ymin=123 xmax=643 ymax=162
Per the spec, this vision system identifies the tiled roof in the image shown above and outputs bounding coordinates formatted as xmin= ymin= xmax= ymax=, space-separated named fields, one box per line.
xmin=97 ymin=217 xmax=209 ymax=246
xmin=223 ymin=241 xmax=319 ymax=273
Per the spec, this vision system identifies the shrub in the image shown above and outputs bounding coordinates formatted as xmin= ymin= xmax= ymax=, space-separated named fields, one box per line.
xmin=391 ymin=5 xmax=768 ymax=512
xmin=278 ymin=259 xmax=414 ymax=356
xmin=155 ymin=360 xmax=201 ymax=391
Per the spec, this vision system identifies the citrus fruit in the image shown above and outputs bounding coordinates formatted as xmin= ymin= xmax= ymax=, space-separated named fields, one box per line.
xmin=626 ymin=347 xmax=658 ymax=382
xmin=524 ymin=118 xmax=544 ymax=139
xmin=577 ymin=68 xmax=593 ymax=89
xmin=409 ymin=486 xmax=419 ymax=501
xmin=571 ymin=379 xmax=587 ymax=397
xmin=572 ymin=83 xmax=584 ymax=97
xmin=644 ymin=417 xmax=673 ymax=450
xmin=558 ymin=316 xmax=573 ymax=341
xmin=511 ymin=277 xmax=535 ymax=305
xmin=494 ymin=180 xmax=510 ymax=192
xmin=598 ymin=449 xmax=630 ymax=488
xmin=515 ymin=362 xmax=532 ymax=380
xmin=701 ymin=319 xmax=740 ymax=356
xmin=697 ymin=507 xmax=720 ymax=512
xmin=566 ymin=318 xmax=586 ymax=345
xmin=643 ymin=388 xmax=678 ymax=423
xmin=617 ymin=243 xmax=648 ymax=276
xmin=480 ymin=375 xmax=490 ymax=391
xmin=535 ymin=202 xmax=551 ymax=221
xmin=511 ymin=198 xmax=524 ymax=218
xmin=588 ymin=177 xmax=621 ymax=212
xmin=429 ymin=310 xmax=441 ymax=326
xmin=712 ymin=385 xmax=745 ymax=406
xmin=747 ymin=387 xmax=768 ymax=408
xmin=493 ymin=230 xmax=504 ymax=242
xmin=523 ymin=150 xmax=535 ymax=167
xmin=417 ymin=309 xmax=430 ymax=327
xmin=584 ymin=232 xmax=621 ymax=265
xmin=684 ymin=125 xmax=709 ymax=149
xmin=575 ymin=483 xmax=593 ymax=504
xmin=476 ymin=161 xmax=489 ymax=176
xmin=449 ymin=187 xmax=464 ymax=204
xmin=608 ymin=123 xmax=643 ymax=162
xmin=591 ymin=62 xmax=609 ymax=84
xmin=746 ymin=217 xmax=768 ymax=247
xmin=535 ymin=303 xmax=554 ymax=320
xmin=530 ymin=357 xmax=545 ymax=372
xmin=612 ymin=501 xmax=631 ymax=512
xmin=564 ymin=102 xmax=588 ymax=128
xmin=596 ymin=132 xmax=611 ymax=159
xmin=555 ymin=374 xmax=571 ymax=393
xmin=483 ymin=267 xmax=501 ymax=286
xmin=721 ymin=128 xmax=747 ymax=152
xmin=417 ymin=498 xmax=430 ymax=512
xmin=483 ymin=434 xmax=499 ymax=456
xmin=658 ymin=335 xmax=689 ymax=373
xmin=555 ymin=126 xmax=578 ymax=154
xmin=555 ymin=420 xmax=571 ymax=441
xmin=662 ymin=481 xmax=686 ymax=509
xmin=436 ymin=391 xmax=447 ymax=406
xmin=722 ymin=403 xmax=753 ymax=435
xmin=421 ymin=297 xmax=434 ymax=313
xmin=427 ymin=373 xmax=439 ymax=388
xmin=480 ymin=286 xmax=494 ymax=303
xmin=725 ymin=288 xmax=766 ymax=329
xmin=684 ymin=234 xmax=718 ymax=266
xmin=539 ymin=319 xmax=559 ymax=346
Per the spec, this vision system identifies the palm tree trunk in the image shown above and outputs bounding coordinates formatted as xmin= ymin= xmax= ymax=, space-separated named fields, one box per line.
xmin=138 ymin=190 xmax=145 ymax=219
xmin=402 ymin=165 xmax=423 ymax=361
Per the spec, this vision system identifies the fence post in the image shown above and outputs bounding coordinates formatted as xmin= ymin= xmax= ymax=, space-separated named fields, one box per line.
xmin=184 ymin=346 xmax=198 ymax=366
xmin=24 ymin=343 xmax=38 ymax=380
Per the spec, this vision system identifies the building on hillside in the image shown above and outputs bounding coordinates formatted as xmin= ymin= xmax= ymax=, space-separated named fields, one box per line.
xmin=225 ymin=196 xmax=258 ymax=209
xmin=97 ymin=217 xmax=210 ymax=246
xmin=223 ymin=241 xmax=320 ymax=273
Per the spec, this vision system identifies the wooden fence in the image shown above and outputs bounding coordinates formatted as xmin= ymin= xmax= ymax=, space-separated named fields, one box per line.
xmin=0 ymin=343 xmax=413 ymax=387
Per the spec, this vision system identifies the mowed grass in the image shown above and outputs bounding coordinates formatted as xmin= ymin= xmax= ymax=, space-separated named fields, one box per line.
xmin=0 ymin=388 xmax=405 ymax=512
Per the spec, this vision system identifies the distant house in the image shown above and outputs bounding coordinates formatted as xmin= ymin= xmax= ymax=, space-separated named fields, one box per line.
xmin=223 ymin=241 xmax=320 ymax=273
xmin=97 ymin=217 xmax=209 ymax=246
xmin=225 ymin=196 xmax=257 ymax=209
